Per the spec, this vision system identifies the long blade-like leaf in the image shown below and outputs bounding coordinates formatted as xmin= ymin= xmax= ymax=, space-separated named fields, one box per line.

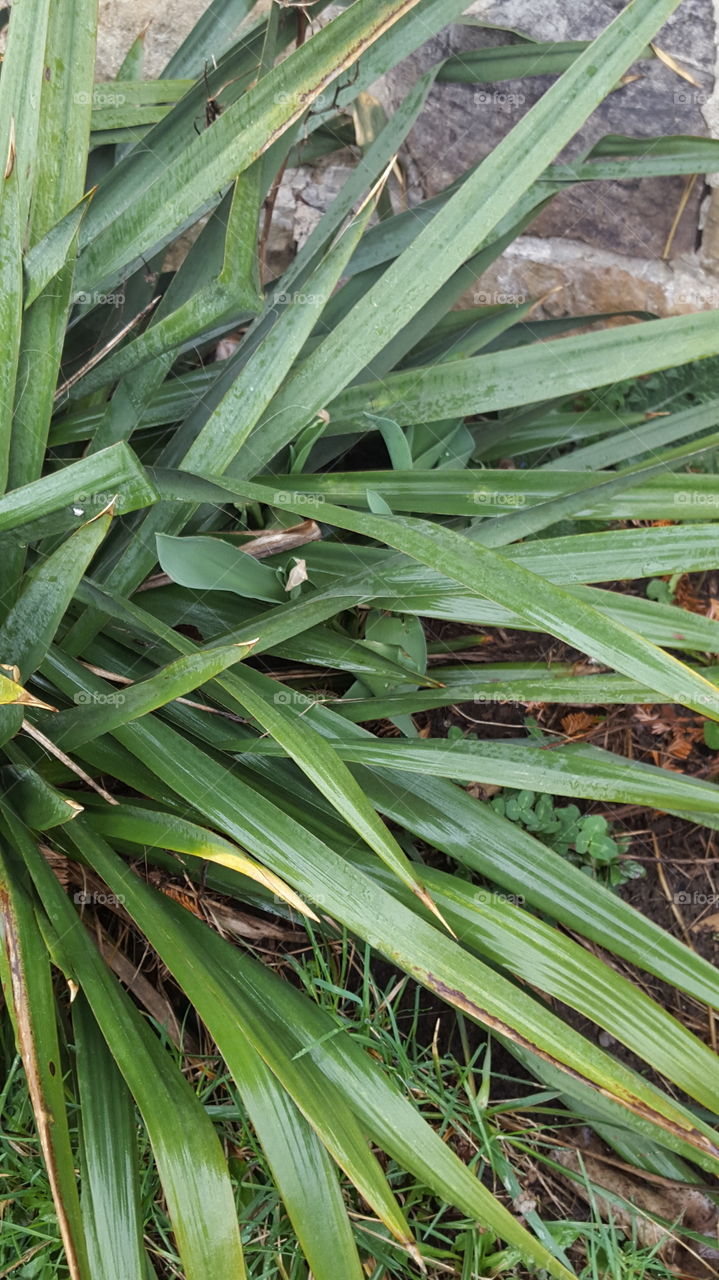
xmin=5 ymin=809 xmax=247 ymax=1280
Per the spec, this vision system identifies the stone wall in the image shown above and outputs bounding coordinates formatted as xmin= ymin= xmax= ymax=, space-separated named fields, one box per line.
xmin=94 ymin=0 xmax=719 ymax=316
xmin=372 ymin=0 xmax=719 ymax=315
xmin=95 ymin=0 xmax=199 ymax=78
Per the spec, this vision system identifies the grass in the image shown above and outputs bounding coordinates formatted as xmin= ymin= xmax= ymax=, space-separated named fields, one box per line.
xmin=0 ymin=935 xmax=696 ymax=1280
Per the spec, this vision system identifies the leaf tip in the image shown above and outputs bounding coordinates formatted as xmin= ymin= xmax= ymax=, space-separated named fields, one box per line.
xmin=415 ymin=885 xmax=456 ymax=938
xmin=4 ymin=116 xmax=15 ymax=179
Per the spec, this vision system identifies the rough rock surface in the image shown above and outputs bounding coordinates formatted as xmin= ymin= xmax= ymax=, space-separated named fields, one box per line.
xmin=374 ymin=1 xmax=714 ymax=250
xmin=475 ymin=235 xmax=719 ymax=316
xmin=95 ymin=0 xmax=201 ymax=78
xmin=370 ymin=0 xmax=718 ymax=315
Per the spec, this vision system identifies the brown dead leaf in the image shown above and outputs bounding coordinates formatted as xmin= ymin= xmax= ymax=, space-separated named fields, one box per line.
xmin=560 ymin=711 xmax=603 ymax=738
xmin=100 ymin=935 xmax=186 ymax=1047
xmin=571 ymin=660 xmax=605 ymax=677
xmin=674 ymin=575 xmax=707 ymax=615
xmin=153 ymin=879 xmax=300 ymax=942
xmin=666 ymin=725 xmax=703 ymax=760
xmin=556 ymin=1129 xmax=719 ymax=1269
xmin=523 ymin=701 xmax=549 ymax=718
xmin=651 ymin=42 xmax=704 ymax=87
xmin=666 ymin=736 xmax=695 ymax=761
xmin=691 ymin=911 xmax=719 ymax=934
xmin=228 ymin=520 xmax=321 ymax=560
xmin=23 ymin=721 xmax=117 ymax=803
xmin=467 ymin=782 xmax=502 ymax=801
xmin=634 ymin=705 xmax=674 ymax=735
xmin=214 ymin=333 xmax=242 ymax=361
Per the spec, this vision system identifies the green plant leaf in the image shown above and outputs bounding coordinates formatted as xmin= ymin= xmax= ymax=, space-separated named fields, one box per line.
xmin=240 ymin=735 xmax=719 ymax=821
xmin=72 ymin=994 xmax=147 ymax=1280
xmin=0 ymin=845 xmax=91 ymax=1278
xmin=157 ymin=533 xmax=287 ymax=602
xmin=165 ymin=472 xmax=719 ymax=721
xmin=67 ymin=817 xmax=574 ymax=1280
xmin=6 ymin=807 xmax=247 ymax=1280
xmin=0 ymin=510 xmax=112 ymax=679
xmin=75 ymin=0 xmax=430 ymax=290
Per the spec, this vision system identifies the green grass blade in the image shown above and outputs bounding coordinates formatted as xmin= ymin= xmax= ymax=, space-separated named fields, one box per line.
xmin=220 ymin=1042 xmax=366 ymax=1280
xmin=75 ymin=0 xmax=426 ymax=290
xmin=0 ymin=511 xmax=111 ymax=678
xmin=228 ymin=696 xmax=719 ymax=1020
xmin=66 ymin=819 xmax=418 ymax=1264
xmin=23 ymin=196 xmax=92 ymax=310
xmin=328 ymin=311 xmax=719 ymax=426
xmin=6 ymin=808 xmax=247 ymax=1280
xmin=62 ymin=199 xmax=376 ymax=658
xmin=48 ymin=644 xmax=255 ymax=748
xmin=9 ymin=0 xmax=97 ymax=500
xmin=0 ymin=170 xmax=22 ymax=495
xmin=67 ymin=818 xmax=573 ymax=1279
xmin=271 ymin=520 xmax=719 ymax=593
xmin=0 ymin=847 xmax=91 ymax=1278
xmin=0 ymin=0 xmax=52 ymax=224
xmin=0 ymin=444 xmax=158 ymax=539
xmin=436 ymin=40 xmax=617 ymax=82
xmin=345 ymin=851 xmax=719 ymax=1116
xmin=352 ymin=762 xmax=719 ymax=1012
xmin=65 ymin=709 xmax=719 ymax=1167
xmin=333 ymin=664 xmax=719 ymax=719
xmin=541 ymin=397 xmax=719 ymax=472
xmin=49 ymin=628 xmax=445 ymax=916
xmin=79 ymin=170 xmax=265 ymax=404
xmin=3 ymin=743 xmax=83 ymax=829
xmin=82 ymin=803 xmax=315 ymax=916
xmin=178 ymin=200 xmax=376 ymax=478
xmin=175 ymin=474 xmax=719 ymax=721
xmin=572 ymin=130 xmax=719 ymax=178
xmin=42 ymin=615 xmax=719 ymax=1114
xmin=72 ymin=994 xmax=146 ymax=1280
xmin=162 ymin=0 xmax=261 ymax=77
xmin=45 ymin=522 xmax=719 ymax=1042
xmin=231 ymin=0 xmax=687 ymax=472
xmin=0 ymin=0 xmax=49 ymax=496
xmin=198 ymin=661 xmax=444 ymax=913
xmin=247 ymin=735 xmax=719 ymax=820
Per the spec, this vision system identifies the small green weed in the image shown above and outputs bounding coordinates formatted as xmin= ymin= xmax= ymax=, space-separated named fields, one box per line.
xmin=489 ymin=789 xmax=641 ymax=889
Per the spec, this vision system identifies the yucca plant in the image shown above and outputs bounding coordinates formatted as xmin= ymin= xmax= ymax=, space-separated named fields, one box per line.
xmin=3 ymin=0 xmax=719 ymax=1275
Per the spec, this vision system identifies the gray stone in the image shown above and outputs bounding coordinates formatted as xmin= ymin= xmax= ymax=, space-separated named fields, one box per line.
xmin=265 ymin=153 xmax=359 ymax=276
xmin=702 ymin=0 xmax=719 ymax=180
xmin=472 ymin=234 xmax=719 ymax=318
xmin=372 ymin=0 xmax=715 ymax=259
xmin=90 ymin=0 xmax=719 ymax=318
xmin=95 ymin=0 xmax=203 ymax=79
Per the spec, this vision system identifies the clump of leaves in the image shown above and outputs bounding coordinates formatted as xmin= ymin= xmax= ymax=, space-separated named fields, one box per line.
xmin=4 ymin=1 xmax=719 ymax=1278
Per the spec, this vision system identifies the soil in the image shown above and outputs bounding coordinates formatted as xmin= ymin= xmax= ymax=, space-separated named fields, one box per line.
xmin=421 ymin=575 xmax=719 ymax=972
